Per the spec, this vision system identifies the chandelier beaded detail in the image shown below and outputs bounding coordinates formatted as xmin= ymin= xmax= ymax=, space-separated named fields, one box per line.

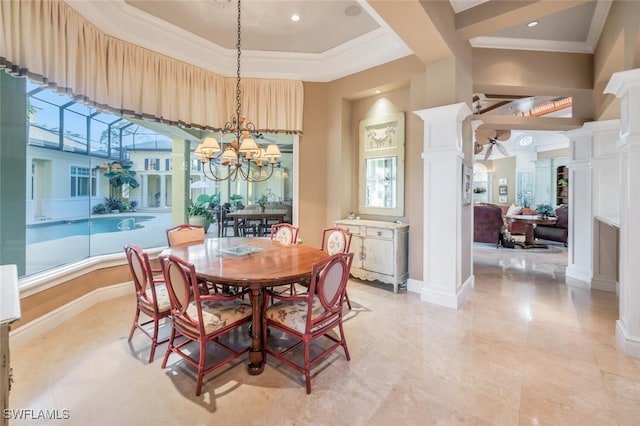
xmin=194 ymin=0 xmax=282 ymax=182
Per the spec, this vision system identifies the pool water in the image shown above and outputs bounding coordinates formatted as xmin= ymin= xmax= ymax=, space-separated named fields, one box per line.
xmin=26 ymin=215 xmax=154 ymax=244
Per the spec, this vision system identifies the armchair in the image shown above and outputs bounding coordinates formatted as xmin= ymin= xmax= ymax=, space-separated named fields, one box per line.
xmin=473 ymin=203 xmax=504 ymax=247
xmin=534 ymin=205 xmax=568 ymax=245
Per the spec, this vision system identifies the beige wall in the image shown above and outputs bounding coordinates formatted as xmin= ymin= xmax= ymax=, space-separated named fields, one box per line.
xmin=594 ymin=0 xmax=640 ymax=120
xmin=488 ymin=157 xmax=516 ymax=206
xmin=299 ymin=82 xmax=329 ymax=248
xmin=318 ymin=56 xmax=427 ymax=280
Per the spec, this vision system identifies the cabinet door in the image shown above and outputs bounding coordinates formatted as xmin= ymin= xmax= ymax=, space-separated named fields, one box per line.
xmin=350 ymin=235 xmax=364 ymax=268
xmin=363 ymin=237 xmax=394 ymax=276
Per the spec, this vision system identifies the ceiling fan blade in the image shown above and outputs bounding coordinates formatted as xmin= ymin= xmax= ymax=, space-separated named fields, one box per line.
xmin=496 ymin=141 xmax=509 ymax=157
xmin=495 ymin=129 xmax=511 ymax=141
xmin=484 ymin=144 xmax=493 ymax=160
xmin=475 ymin=128 xmax=496 ymax=143
xmin=476 ymin=135 xmax=490 ymax=145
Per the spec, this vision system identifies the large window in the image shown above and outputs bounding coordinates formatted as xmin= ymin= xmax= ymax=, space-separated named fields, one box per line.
xmin=19 ymin=78 xmax=177 ymax=276
xmin=0 ymin=73 xmax=295 ymax=278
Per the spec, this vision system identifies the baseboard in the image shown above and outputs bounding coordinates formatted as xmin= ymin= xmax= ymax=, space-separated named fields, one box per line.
xmin=566 ymin=276 xmax=591 ymax=290
xmin=565 ymin=265 xmax=593 ymax=287
xmin=616 ymin=320 xmax=640 ymax=358
xmin=10 ymin=282 xmax=133 ymax=348
xmin=420 ymin=275 xmax=474 ymax=310
xmin=591 ymin=277 xmax=617 ymax=293
xmin=406 ymin=278 xmax=422 ymax=294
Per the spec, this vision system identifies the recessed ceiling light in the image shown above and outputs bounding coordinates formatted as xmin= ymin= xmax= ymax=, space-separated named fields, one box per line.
xmin=344 ymin=5 xmax=361 ymax=17
xmin=291 ymin=14 xmax=300 ymax=22
xmin=527 ymin=21 xmax=538 ymax=28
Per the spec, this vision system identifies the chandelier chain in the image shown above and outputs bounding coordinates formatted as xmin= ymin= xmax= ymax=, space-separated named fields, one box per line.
xmin=194 ymin=0 xmax=282 ymax=184
xmin=235 ymin=0 xmax=242 ymax=131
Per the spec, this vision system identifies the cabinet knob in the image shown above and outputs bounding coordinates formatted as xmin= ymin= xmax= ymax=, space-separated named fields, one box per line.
xmin=377 ymin=231 xmax=382 ymax=236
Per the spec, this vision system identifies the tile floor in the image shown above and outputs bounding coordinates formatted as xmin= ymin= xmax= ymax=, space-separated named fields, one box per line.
xmin=9 ymin=244 xmax=640 ymax=425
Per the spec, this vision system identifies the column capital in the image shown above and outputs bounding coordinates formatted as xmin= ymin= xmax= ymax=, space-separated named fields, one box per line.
xmin=413 ymin=102 xmax=471 ymax=124
xmin=604 ymin=68 xmax=640 ymax=98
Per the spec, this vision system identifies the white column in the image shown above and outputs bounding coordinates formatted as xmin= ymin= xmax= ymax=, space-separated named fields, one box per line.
xmin=588 ymin=120 xmax=620 ymax=292
xmin=563 ymin=127 xmax=593 ymax=287
xmin=414 ymin=103 xmax=472 ymax=309
xmin=159 ymin=175 xmax=167 ymax=208
xmin=605 ymin=68 xmax=640 ymax=358
xmin=141 ymin=174 xmax=149 ymax=208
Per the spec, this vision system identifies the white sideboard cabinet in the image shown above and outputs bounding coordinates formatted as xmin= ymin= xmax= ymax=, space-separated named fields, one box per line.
xmin=335 ymin=219 xmax=409 ymax=293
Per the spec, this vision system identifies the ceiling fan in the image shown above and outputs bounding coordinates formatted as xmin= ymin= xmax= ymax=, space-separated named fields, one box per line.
xmin=474 ymin=128 xmax=511 ymax=160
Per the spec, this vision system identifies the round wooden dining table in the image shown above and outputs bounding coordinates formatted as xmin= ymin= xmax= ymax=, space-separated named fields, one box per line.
xmin=161 ymin=237 xmax=328 ymax=375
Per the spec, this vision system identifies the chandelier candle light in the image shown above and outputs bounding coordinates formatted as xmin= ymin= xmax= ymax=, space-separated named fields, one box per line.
xmin=194 ymin=0 xmax=282 ymax=182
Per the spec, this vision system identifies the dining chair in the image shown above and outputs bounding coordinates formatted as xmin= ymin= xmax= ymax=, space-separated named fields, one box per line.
xmin=263 ymin=251 xmax=354 ymax=394
xmin=320 ymin=227 xmax=353 ymax=309
xmin=166 ymin=224 xmax=205 ymax=247
xmin=124 ymin=244 xmax=171 ymax=363
xmin=215 ymin=203 xmax=235 ymax=237
xmin=269 ymin=223 xmax=300 ymax=294
xmin=160 ymin=254 xmax=252 ymax=396
xmin=166 ymin=224 xmax=222 ymax=293
xmin=270 ymin=223 xmax=299 ymax=244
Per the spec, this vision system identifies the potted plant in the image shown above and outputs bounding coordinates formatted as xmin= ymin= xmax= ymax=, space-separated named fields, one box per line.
xmin=256 ymin=194 xmax=268 ymax=212
xmin=229 ymin=194 xmax=244 ymax=211
xmin=187 ymin=202 xmax=215 ymax=232
xmin=536 ymin=203 xmax=555 ymax=218
xmin=104 ymin=196 xmax=123 ymax=213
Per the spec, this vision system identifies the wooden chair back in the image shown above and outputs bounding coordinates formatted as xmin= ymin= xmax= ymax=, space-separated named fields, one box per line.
xmin=270 ymin=223 xmax=299 ymax=244
xmin=320 ymin=227 xmax=353 ymax=255
xmin=271 ymin=223 xmax=298 ymax=244
xmin=166 ymin=224 xmax=205 ymax=247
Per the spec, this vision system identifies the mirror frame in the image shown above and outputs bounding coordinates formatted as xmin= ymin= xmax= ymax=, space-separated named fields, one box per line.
xmin=358 ymin=112 xmax=405 ymax=217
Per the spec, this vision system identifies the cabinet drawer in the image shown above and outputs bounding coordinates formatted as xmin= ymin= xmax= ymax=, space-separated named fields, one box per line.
xmin=339 ymin=225 xmax=361 ymax=235
xmin=366 ymin=227 xmax=393 ymax=239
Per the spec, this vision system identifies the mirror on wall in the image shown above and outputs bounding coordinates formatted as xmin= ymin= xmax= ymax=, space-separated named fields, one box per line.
xmin=364 ymin=157 xmax=397 ymax=209
xmin=358 ymin=112 xmax=404 ymax=216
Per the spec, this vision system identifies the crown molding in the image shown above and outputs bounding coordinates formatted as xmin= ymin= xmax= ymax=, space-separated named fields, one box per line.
xmin=66 ymin=0 xmax=411 ymax=82
xmin=470 ymin=36 xmax=594 ymax=54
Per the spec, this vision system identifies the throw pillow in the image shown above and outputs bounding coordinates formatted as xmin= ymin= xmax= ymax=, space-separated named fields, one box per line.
xmin=506 ymin=204 xmax=522 ymax=216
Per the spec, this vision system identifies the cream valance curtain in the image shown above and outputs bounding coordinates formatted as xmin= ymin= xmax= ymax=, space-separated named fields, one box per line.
xmin=0 ymin=0 xmax=303 ymax=133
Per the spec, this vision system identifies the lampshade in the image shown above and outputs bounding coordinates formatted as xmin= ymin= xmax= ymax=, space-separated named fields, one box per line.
xmin=197 ymin=136 xmax=221 ymax=154
xmin=220 ymin=148 xmax=238 ymax=161
xmin=239 ymin=134 xmax=259 ymax=153
xmin=264 ymin=144 xmax=282 ymax=157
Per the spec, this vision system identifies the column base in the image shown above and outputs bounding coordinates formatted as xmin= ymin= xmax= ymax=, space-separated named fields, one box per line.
xmin=616 ymin=320 xmax=640 ymax=358
xmin=420 ymin=275 xmax=474 ymax=310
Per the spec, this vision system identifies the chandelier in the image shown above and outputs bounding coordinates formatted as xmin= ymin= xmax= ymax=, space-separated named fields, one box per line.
xmin=194 ymin=0 xmax=282 ymax=182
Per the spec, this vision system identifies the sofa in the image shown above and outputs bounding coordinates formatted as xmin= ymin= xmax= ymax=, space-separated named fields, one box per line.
xmin=534 ymin=205 xmax=568 ymax=245
xmin=473 ymin=203 xmax=504 ymax=246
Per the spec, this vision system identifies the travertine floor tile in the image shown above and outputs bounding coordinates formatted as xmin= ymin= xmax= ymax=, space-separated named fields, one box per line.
xmin=9 ymin=244 xmax=640 ymax=425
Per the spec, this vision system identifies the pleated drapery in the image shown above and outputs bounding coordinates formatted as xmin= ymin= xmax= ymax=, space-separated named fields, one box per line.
xmin=0 ymin=0 xmax=303 ymax=133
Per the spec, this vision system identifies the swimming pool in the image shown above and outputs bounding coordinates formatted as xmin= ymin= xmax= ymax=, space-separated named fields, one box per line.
xmin=26 ymin=215 xmax=155 ymax=244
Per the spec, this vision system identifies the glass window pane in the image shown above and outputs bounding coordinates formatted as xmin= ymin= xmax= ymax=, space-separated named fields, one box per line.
xmin=62 ymin=110 xmax=88 ymax=153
